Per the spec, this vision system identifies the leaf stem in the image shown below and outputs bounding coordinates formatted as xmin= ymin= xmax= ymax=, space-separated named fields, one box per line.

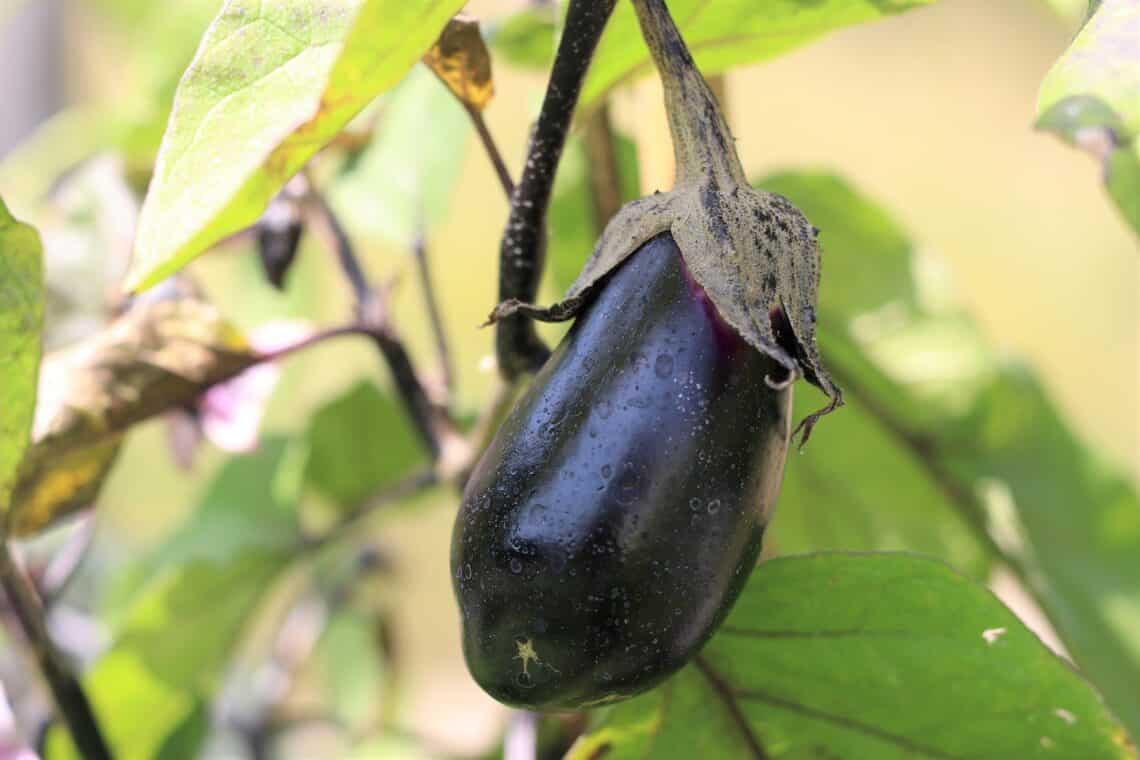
xmin=582 ymin=101 xmax=624 ymax=233
xmin=0 ymin=540 xmax=112 ymax=760
xmin=495 ymin=0 xmax=618 ymax=378
xmin=305 ymin=186 xmax=455 ymax=461
xmin=466 ymin=103 xmax=516 ymax=198
xmin=412 ymin=226 xmax=455 ymax=395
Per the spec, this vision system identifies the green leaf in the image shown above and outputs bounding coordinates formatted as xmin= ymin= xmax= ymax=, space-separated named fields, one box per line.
xmin=125 ymin=437 xmax=300 ymax=584
xmin=765 ymin=171 xmax=985 ymax=574
xmin=49 ymin=440 xmax=303 ymax=759
xmin=548 ymin=132 xmax=641 ymax=292
xmin=571 ymin=554 xmax=1133 ymax=760
xmin=1036 ymin=0 xmax=1140 ymax=236
xmin=126 ymin=0 xmax=465 ymax=292
xmin=44 ymin=651 xmax=203 ymax=760
xmin=580 ymin=0 xmax=937 ymax=107
xmin=314 ymin=609 xmax=387 ymax=727
xmin=330 ymin=64 xmax=471 ymax=245
xmin=301 ymin=380 xmax=427 ymax=509
xmin=0 ymin=198 xmax=43 ymax=518
xmin=762 ymin=172 xmax=1140 ymax=742
xmin=773 ymin=394 xmax=989 ymax=578
xmin=489 ymin=7 xmax=557 ymax=70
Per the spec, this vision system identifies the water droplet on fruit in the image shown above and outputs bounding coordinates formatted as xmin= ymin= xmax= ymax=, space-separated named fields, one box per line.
xmin=654 ymin=353 xmax=674 ymax=378
xmin=510 ymin=558 xmax=523 ymax=574
xmin=601 ymin=464 xmax=613 ymax=479
xmin=689 ymin=497 xmax=702 ymax=511
xmin=707 ymin=499 xmax=721 ymax=514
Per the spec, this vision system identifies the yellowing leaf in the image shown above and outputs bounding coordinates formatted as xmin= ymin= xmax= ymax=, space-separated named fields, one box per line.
xmin=9 ymin=298 xmax=259 ymax=536
xmin=423 ymin=15 xmax=494 ymax=112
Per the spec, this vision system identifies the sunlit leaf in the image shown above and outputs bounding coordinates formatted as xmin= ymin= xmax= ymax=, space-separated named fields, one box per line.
xmin=571 ymin=554 xmax=1133 ymax=760
xmin=330 ymin=65 xmax=470 ymax=245
xmin=0 ymin=198 xmax=43 ymax=518
xmin=423 ymin=15 xmax=494 ymax=112
xmin=762 ymin=171 xmax=1140 ymax=742
xmin=1036 ymin=0 xmax=1140 ymax=236
xmin=300 ymin=380 xmax=427 ymax=509
xmin=580 ymin=0 xmax=937 ymax=107
xmin=126 ymin=0 xmax=466 ymax=292
xmin=44 ymin=651 xmax=202 ymax=760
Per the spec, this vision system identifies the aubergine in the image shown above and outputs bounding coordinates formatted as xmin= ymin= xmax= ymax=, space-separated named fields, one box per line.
xmin=455 ymin=0 xmax=842 ymax=711
xmin=452 ymin=233 xmax=792 ymax=709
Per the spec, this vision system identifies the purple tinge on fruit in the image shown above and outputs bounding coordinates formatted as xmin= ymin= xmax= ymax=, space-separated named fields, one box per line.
xmin=452 ymin=233 xmax=792 ymax=710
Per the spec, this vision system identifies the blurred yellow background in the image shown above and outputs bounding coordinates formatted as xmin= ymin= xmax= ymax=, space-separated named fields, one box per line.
xmin=5 ymin=0 xmax=1135 ymax=754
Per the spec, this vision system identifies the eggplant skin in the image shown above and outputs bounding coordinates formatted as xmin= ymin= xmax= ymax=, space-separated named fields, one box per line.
xmin=453 ymin=233 xmax=792 ymax=710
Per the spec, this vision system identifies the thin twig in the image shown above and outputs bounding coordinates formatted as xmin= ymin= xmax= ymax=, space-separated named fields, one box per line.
xmin=412 ymin=227 xmax=455 ymax=396
xmin=0 ymin=541 xmax=112 ymax=760
xmin=306 ymin=189 xmax=371 ymax=308
xmin=304 ymin=187 xmax=455 ymax=461
xmin=582 ymin=101 xmax=625 ymax=232
xmin=306 ymin=469 xmax=439 ymax=550
xmin=466 ymin=103 xmax=515 ymax=198
xmin=495 ymin=0 xmax=619 ymax=378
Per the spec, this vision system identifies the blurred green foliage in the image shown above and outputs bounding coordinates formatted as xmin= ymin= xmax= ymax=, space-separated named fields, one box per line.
xmin=0 ymin=0 xmax=1137 ymax=758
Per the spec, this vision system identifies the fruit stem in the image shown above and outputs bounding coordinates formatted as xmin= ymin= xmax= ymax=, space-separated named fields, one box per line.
xmin=631 ymin=0 xmax=746 ymax=188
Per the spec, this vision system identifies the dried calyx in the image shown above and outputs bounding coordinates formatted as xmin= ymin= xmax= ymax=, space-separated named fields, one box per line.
xmin=489 ymin=0 xmax=843 ymax=443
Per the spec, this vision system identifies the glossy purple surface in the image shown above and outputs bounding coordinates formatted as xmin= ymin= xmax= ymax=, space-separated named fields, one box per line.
xmin=452 ymin=234 xmax=792 ymax=709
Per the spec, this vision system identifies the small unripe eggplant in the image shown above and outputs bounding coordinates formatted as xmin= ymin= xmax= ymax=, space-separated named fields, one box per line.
xmin=453 ymin=234 xmax=792 ymax=709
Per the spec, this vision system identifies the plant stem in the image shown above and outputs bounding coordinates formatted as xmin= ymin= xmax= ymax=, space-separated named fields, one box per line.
xmin=495 ymin=0 xmax=618 ymax=378
xmin=582 ymin=101 xmax=624 ymax=233
xmin=466 ymin=104 xmax=515 ymax=198
xmin=0 ymin=541 xmax=112 ymax=760
xmin=412 ymin=227 xmax=455 ymax=395
xmin=307 ymin=190 xmax=371 ymax=308
xmin=305 ymin=188 xmax=453 ymax=461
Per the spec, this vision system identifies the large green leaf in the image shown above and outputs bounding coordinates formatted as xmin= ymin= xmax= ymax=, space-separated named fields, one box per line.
xmin=579 ymin=0 xmax=937 ymax=107
xmin=1036 ymin=0 xmax=1140 ymax=236
xmin=773 ymin=394 xmax=989 ymax=578
xmin=763 ymin=174 xmax=987 ymax=575
xmin=762 ymin=172 xmax=1140 ymax=742
xmin=570 ymin=554 xmax=1133 ymax=759
xmin=126 ymin=0 xmax=465 ymax=292
xmin=300 ymin=380 xmax=427 ymax=509
xmin=0 ymin=198 xmax=43 ymax=518
xmin=330 ymin=64 xmax=471 ymax=245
